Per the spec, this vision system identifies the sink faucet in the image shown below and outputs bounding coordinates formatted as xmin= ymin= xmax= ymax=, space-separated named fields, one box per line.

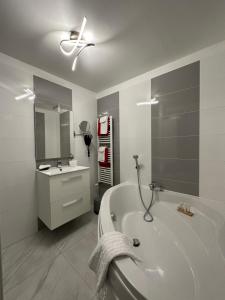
xmin=56 ymin=160 xmax=62 ymax=171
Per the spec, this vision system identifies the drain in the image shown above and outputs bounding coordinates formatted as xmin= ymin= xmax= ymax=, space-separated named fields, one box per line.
xmin=133 ymin=238 xmax=140 ymax=247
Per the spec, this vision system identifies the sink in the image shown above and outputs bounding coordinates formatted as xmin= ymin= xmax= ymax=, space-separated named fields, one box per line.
xmin=37 ymin=165 xmax=89 ymax=176
xmin=37 ymin=165 xmax=91 ymax=230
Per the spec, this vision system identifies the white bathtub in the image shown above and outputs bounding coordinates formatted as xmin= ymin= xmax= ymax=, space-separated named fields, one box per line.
xmin=99 ymin=182 xmax=225 ymax=300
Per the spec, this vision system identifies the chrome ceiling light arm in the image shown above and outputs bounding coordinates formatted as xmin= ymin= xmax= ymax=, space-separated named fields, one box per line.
xmin=60 ymin=16 xmax=95 ymax=71
xmin=72 ymin=43 xmax=95 ymax=71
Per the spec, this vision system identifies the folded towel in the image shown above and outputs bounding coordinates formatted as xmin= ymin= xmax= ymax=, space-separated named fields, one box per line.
xmin=99 ymin=116 xmax=108 ymax=124
xmin=99 ymin=162 xmax=110 ymax=168
xmin=98 ymin=146 xmax=108 ymax=162
xmin=88 ymin=231 xmax=141 ymax=298
xmin=98 ymin=116 xmax=109 ymax=135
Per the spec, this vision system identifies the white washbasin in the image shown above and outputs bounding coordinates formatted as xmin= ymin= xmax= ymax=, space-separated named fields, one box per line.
xmin=37 ymin=165 xmax=89 ymax=176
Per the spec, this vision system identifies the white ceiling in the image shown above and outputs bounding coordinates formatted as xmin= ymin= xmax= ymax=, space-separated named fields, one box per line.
xmin=1 ymin=0 xmax=225 ymax=92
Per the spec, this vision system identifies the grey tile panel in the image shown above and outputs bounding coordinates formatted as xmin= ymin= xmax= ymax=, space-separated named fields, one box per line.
xmin=151 ymin=61 xmax=200 ymax=97
xmin=152 ymin=158 xmax=199 ymax=183
xmin=60 ymin=111 xmax=70 ymax=157
xmin=151 ymin=87 xmax=199 ymax=118
xmin=152 ymin=176 xmax=199 ymax=196
xmin=35 ymin=112 xmax=45 ymax=160
xmin=98 ymin=183 xmax=110 ymax=200
xmin=151 ymin=61 xmax=199 ymax=196
xmin=113 ymin=153 xmax=120 ymax=184
xmin=34 ymin=76 xmax=72 ymax=110
xmin=97 ymin=92 xmax=119 ymax=113
xmin=114 ymin=170 xmax=120 ymax=185
xmin=152 ymin=136 xmax=199 ymax=160
xmin=152 ymin=111 xmax=199 ymax=138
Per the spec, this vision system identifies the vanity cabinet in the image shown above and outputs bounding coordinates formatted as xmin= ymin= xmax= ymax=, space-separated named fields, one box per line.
xmin=37 ymin=167 xmax=91 ymax=230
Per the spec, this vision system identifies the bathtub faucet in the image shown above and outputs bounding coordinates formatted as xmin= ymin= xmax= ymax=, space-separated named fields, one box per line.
xmin=149 ymin=182 xmax=164 ymax=192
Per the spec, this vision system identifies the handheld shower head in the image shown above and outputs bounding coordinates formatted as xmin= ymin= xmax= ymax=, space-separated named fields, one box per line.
xmin=133 ymin=155 xmax=140 ymax=169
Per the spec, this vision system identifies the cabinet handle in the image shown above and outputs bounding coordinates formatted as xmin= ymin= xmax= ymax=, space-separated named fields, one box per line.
xmin=61 ymin=175 xmax=82 ymax=183
xmin=62 ymin=197 xmax=83 ymax=208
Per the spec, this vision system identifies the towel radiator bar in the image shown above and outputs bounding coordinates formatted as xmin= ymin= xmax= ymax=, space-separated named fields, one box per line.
xmin=97 ymin=116 xmax=113 ymax=186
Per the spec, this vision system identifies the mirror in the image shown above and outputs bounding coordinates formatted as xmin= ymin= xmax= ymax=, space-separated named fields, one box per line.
xmin=34 ymin=76 xmax=73 ymax=161
xmin=79 ymin=120 xmax=90 ymax=134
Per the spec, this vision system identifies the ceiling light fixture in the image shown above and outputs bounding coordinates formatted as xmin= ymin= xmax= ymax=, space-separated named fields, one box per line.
xmin=60 ymin=16 xmax=95 ymax=71
xmin=15 ymin=88 xmax=36 ymax=102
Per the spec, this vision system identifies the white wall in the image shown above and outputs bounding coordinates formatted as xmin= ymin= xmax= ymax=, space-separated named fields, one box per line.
xmin=73 ymin=88 xmax=97 ymax=205
xmin=97 ymin=40 xmax=225 ymax=203
xmin=200 ymin=50 xmax=225 ymax=202
xmin=119 ymin=80 xmax=151 ymax=185
xmin=0 ymin=52 xmax=97 ymax=248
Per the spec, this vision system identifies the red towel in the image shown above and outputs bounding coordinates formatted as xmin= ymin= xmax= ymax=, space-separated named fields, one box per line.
xmin=104 ymin=147 xmax=108 ymax=162
xmin=98 ymin=117 xmax=110 ymax=136
xmin=98 ymin=119 xmax=101 ymax=136
xmin=99 ymin=162 xmax=111 ymax=168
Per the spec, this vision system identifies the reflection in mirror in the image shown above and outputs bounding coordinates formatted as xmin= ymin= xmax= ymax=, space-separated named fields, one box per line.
xmin=34 ymin=76 xmax=73 ymax=161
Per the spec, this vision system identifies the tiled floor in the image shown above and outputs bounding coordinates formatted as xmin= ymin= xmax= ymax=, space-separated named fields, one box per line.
xmin=2 ymin=212 xmax=98 ymax=300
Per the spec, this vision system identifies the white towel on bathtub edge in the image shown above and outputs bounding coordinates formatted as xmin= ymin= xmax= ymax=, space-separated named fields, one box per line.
xmin=88 ymin=231 xmax=141 ymax=299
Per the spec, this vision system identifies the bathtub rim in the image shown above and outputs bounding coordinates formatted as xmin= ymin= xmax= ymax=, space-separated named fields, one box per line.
xmin=99 ymin=182 xmax=153 ymax=300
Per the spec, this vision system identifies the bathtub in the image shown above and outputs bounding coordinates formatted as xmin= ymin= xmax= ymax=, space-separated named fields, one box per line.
xmin=98 ymin=182 xmax=225 ymax=300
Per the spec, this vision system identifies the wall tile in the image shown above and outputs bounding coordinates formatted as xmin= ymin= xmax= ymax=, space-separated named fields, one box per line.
xmin=201 ymin=51 xmax=225 ymax=109
xmin=151 ymin=62 xmax=199 ymax=195
xmin=151 ymin=61 xmax=200 ymax=96
xmin=120 ymin=80 xmax=151 ymax=185
xmin=0 ymin=89 xmax=34 ymax=117
xmin=0 ymin=138 xmax=35 ymax=162
xmin=152 ymin=158 xmax=199 ymax=183
xmin=121 ymin=136 xmax=150 ymax=185
xmin=152 ymin=87 xmax=199 ymax=118
xmin=152 ymin=176 xmax=198 ymax=196
xmin=0 ymin=112 xmax=34 ymax=139
xmin=0 ymin=201 xmax=37 ymax=248
xmin=199 ymin=51 xmax=225 ymax=202
xmin=152 ymin=136 xmax=199 ymax=159
xmin=200 ymin=107 xmax=225 ymax=135
xmin=33 ymin=76 xmax=72 ymax=110
xmin=152 ymin=111 xmax=199 ymax=138
xmin=199 ymin=160 xmax=225 ymax=202
xmin=200 ymin=133 xmax=225 ymax=161
xmin=0 ymin=161 xmax=35 ymax=192
xmin=35 ymin=112 xmax=45 ymax=160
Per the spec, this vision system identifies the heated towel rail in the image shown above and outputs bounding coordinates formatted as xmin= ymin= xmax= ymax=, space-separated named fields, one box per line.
xmin=97 ymin=116 xmax=113 ymax=186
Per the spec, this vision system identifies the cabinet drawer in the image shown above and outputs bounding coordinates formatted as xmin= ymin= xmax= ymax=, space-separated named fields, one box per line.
xmin=50 ymin=171 xmax=88 ymax=202
xmin=51 ymin=191 xmax=91 ymax=229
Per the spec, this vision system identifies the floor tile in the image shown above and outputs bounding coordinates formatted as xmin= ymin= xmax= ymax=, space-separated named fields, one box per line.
xmin=5 ymin=254 xmax=94 ymax=300
xmin=3 ymin=212 xmax=98 ymax=298
xmin=63 ymin=232 xmax=97 ymax=291
xmin=53 ymin=212 xmax=98 ymax=252
xmin=3 ymin=229 xmax=59 ymax=292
